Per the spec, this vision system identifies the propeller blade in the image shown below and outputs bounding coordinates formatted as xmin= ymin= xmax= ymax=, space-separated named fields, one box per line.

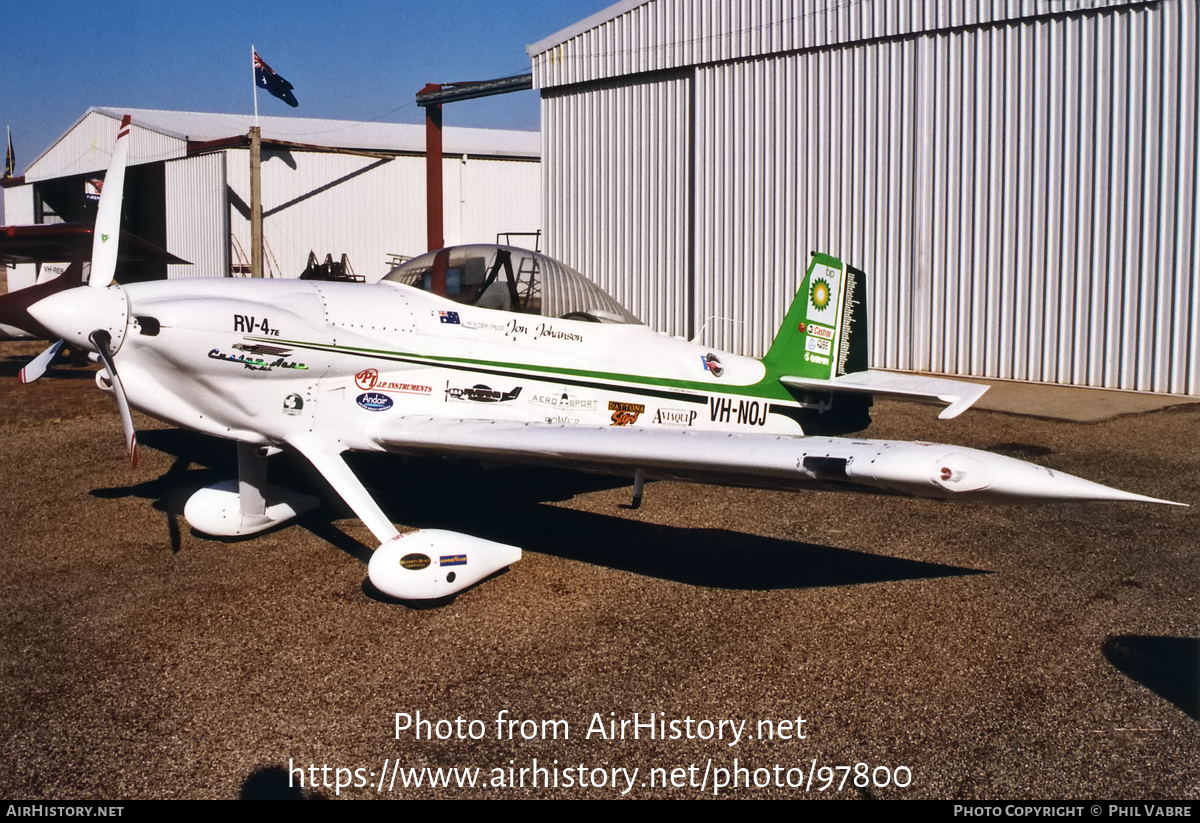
xmin=89 ymin=329 xmax=138 ymax=469
xmin=89 ymin=114 xmax=132 ymax=290
xmin=18 ymin=339 xmax=65 ymax=384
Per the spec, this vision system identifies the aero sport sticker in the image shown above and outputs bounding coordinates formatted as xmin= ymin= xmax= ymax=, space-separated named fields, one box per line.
xmin=608 ymin=401 xmax=644 ymax=426
xmin=528 ymin=390 xmax=598 ymax=411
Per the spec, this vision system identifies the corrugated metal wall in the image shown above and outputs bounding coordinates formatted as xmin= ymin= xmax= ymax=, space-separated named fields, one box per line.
xmin=225 ymin=148 xmax=543 ymax=282
xmin=539 ymin=0 xmax=1199 ymax=396
xmin=165 ymin=154 xmax=229 ymax=279
xmin=444 ymin=156 xmax=542 ymax=251
xmin=543 ymin=72 xmax=692 ymax=334
xmin=225 ymin=148 xmax=421 ymax=281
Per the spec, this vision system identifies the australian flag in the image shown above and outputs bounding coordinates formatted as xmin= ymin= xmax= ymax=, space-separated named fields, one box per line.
xmin=253 ymin=50 xmax=299 ymax=107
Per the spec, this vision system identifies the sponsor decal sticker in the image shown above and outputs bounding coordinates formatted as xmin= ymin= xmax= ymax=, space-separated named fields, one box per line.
xmin=400 ymin=553 xmax=431 ymax=571
xmin=438 ymin=310 xmax=461 ymax=325
xmin=234 ymin=343 xmax=292 ymax=356
xmin=805 ymin=336 xmax=831 ymax=355
xmin=806 ymin=264 xmax=842 ymax=326
xmin=807 ymin=324 xmax=834 ymax=340
xmin=356 ymin=392 xmax=394 ymax=411
xmin=283 ymin=393 xmax=304 ymax=415
xmin=446 ymin=382 xmax=523 ymax=403
xmin=810 ymin=277 xmax=832 ymax=311
xmin=653 ymin=407 xmax=698 ymax=427
xmin=440 ymin=555 xmax=467 ymax=567
xmin=354 ymin=368 xmax=433 ymax=395
xmin=208 ymin=347 xmax=308 ymax=372
xmin=701 ymin=353 xmax=724 ymax=378
xmin=528 ymin=390 xmax=598 ymax=410
xmin=608 ymin=401 xmax=645 ymax=427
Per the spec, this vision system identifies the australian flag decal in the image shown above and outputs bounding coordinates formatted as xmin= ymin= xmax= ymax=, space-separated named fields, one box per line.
xmin=438 ymin=311 xmax=461 ymax=325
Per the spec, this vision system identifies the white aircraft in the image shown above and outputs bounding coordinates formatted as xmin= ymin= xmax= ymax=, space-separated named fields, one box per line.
xmin=20 ymin=115 xmax=1182 ymax=601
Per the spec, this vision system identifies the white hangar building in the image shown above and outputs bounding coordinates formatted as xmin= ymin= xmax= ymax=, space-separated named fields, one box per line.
xmin=529 ymin=0 xmax=1199 ymax=397
xmin=4 ymin=107 xmax=541 ymax=284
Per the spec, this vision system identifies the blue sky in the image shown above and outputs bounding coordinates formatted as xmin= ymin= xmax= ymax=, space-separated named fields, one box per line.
xmin=1 ymin=0 xmax=613 ymax=175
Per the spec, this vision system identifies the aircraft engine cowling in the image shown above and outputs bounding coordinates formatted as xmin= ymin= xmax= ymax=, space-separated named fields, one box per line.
xmin=368 ymin=529 xmax=521 ymax=600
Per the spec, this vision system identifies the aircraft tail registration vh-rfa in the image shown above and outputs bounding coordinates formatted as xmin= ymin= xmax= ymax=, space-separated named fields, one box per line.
xmin=18 ymin=114 xmax=1184 ymax=602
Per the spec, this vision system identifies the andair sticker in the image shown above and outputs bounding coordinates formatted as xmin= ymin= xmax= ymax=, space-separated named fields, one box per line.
xmin=283 ymin=394 xmax=304 ymax=415
xmin=805 ymin=336 xmax=831 ymax=355
xmin=446 ymin=383 xmax=522 ymax=403
xmin=701 ymin=353 xmax=724 ymax=377
xmin=438 ymin=310 xmax=461 ymax=325
xmin=653 ymin=408 xmax=697 ymax=427
xmin=400 ymin=553 xmax=431 ymax=571
xmin=608 ymin=401 xmax=644 ymax=426
xmin=356 ymin=392 xmax=393 ymax=411
xmin=440 ymin=555 xmax=467 ymax=567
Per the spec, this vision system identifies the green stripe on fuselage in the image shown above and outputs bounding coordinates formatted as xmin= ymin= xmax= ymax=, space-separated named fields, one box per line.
xmin=251 ymin=336 xmax=799 ymax=405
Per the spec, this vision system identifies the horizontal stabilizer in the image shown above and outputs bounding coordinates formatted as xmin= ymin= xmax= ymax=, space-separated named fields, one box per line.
xmin=781 ymin=370 xmax=990 ymax=419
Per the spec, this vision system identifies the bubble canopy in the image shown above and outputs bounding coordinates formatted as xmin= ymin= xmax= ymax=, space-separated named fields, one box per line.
xmin=381 ymin=245 xmax=640 ymax=324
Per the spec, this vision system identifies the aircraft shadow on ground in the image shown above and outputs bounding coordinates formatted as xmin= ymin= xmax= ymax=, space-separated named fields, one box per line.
xmin=94 ymin=429 xmax=985 ymax=592
xmin=1103 ymin=635 xmax=1200 ymax=720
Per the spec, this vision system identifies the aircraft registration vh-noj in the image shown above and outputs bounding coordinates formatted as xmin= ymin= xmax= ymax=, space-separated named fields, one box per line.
xmin=14 ymin=115 xmax=1184 ymax=602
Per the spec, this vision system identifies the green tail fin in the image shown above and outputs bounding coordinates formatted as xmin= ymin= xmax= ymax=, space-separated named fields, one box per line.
xmin=762 ymin=252 xmax=868 ymax=380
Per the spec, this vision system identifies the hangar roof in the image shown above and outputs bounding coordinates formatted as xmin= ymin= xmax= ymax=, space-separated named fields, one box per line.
xmin=527 ymin=0 xmax=1143 ymax=89
xmin=26 ymin=107 xmax=540 ymax=182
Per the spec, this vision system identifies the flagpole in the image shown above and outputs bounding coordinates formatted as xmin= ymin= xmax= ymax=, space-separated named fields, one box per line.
xmin=251 ymin=44 xmax=259 ymax=127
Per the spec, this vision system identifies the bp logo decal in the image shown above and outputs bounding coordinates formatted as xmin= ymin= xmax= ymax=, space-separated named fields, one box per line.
xmin=810 ymin=277 xmax=832 ymax=312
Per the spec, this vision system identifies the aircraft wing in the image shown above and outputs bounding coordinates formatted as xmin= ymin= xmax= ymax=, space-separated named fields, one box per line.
xmin=371 ymin=417 xmax=1179 ymax=505
xmin=0 ymin=223 xmax=190 ymax=266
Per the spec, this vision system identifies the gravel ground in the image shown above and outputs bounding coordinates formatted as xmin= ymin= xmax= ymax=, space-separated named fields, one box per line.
xmin=0 ymin=340 xmax=1196 ymax=800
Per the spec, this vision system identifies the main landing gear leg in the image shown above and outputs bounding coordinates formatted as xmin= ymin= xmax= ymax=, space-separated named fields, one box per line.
xmin=183 ymin=442 xmax=319 ymax=537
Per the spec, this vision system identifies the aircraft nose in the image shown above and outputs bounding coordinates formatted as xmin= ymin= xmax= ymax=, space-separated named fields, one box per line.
xmin=27 ymin=285 xmax=130 ymax=354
